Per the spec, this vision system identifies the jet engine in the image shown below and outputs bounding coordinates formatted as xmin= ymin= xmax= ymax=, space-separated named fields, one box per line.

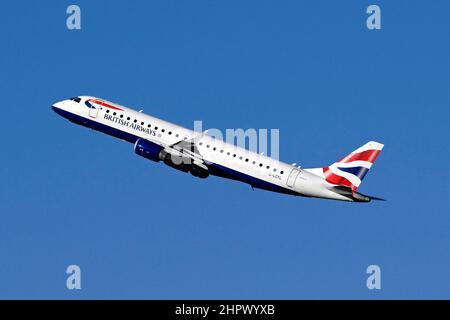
xmin=134 ymin=138 xmax=164 ymax=162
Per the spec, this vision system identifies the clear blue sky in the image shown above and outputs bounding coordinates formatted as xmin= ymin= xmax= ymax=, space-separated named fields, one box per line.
xmin=0 ymin=1 xmax=449 ymax=299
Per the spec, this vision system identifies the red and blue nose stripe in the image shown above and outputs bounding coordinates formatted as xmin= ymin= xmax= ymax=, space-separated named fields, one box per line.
xmin=85 ymin=99 xmax=123 ymax=111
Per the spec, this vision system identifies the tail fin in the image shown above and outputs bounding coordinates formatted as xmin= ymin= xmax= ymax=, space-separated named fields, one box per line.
xmin=323 ymin=141 xmax=384 ymax=191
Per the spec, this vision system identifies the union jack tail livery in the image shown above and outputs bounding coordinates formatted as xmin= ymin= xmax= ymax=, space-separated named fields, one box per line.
xmin=323 ymin=141 xmax=384 ymax=192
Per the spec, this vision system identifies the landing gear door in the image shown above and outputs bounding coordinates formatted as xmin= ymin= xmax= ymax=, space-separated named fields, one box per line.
xmin=286 ymin=168 xmax=300 ymax=188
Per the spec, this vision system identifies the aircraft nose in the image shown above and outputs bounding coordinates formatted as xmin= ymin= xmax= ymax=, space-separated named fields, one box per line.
xmin=51 ymin=100 xmax=67 ymax=117
xmin=52 ymin=100 xmax=64 ymax=107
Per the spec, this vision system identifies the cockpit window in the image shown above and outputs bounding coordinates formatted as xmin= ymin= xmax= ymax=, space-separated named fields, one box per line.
xmin=70 ymin=97 xmax=81 ymax=103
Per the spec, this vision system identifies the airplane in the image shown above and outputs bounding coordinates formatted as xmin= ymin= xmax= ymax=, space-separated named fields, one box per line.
xmin=52 ymin=96 xmax=384 ymax=202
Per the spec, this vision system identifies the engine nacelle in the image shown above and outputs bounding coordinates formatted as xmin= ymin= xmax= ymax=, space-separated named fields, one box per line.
xmin=134 ymin=138 xmax=164 ymax=162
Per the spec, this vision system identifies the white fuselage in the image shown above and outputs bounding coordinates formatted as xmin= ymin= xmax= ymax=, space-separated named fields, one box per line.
xmin=52 ymin=96 xmax=353 ymax=201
